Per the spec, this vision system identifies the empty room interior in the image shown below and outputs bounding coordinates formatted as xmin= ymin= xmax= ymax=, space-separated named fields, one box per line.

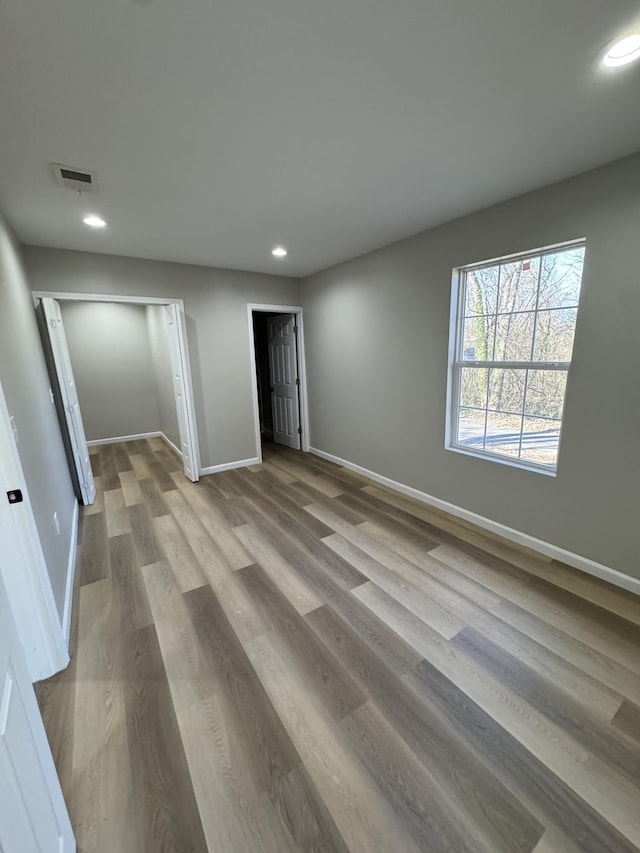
xmin=1 ymin=1 xmax=640 ymax=851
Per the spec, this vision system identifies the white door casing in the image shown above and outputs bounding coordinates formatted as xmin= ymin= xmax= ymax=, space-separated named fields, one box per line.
xmin=40 ymin=298 xmax=96 ymax=506
xmin=247 ymin=304 xmax=310 ymax=463
xmin=0 ymin=468 xmax=75 ymax=851
xmin=165 ymin=303 xmax=200 ymax=482
xmin=268 ymin=314 xmax=301 ymax=450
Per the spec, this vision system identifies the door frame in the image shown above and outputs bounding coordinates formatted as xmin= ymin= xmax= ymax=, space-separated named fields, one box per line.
xmin=32 ymin=291 xmax=201 ymax=480
xmin=247 ymin=304 xmax=310 ymax=462
xmin=39 ymin=298 xmax=97 ymax=506
xmin=0 ymin=379 xmax=69 ymax=681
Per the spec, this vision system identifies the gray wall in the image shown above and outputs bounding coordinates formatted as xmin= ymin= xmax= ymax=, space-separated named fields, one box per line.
xmin=60 ymin=301 xmax=161 ymax=441
xmin=146 ymin=305 xmax=181 ymax=450
xmin=0 ymin=217 xmax=75 ymax=620
xmin=23 ymin=249 xmax=300 ymax=468
xmin=301 ymin=152 xmax=640 ymax=579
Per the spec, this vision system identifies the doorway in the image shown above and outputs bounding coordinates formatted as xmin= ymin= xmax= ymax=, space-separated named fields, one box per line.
xmin=248 ymin=303 xmax=309 ymax=462
xmin=33 ymin=292 xmax=201 ymax=502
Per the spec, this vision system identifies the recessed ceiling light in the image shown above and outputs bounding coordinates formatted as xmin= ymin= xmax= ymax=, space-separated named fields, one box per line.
xmin=272 ymin=246 xmax=287 ymax=257
xmin=83 ymin=214 xmax=107 ymax=229
xmin=603 ymin=33 xmax=640 ymax=67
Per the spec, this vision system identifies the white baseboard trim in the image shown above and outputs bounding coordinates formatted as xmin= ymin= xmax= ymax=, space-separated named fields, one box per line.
xmin=87 ymin=431 xmax=162 ymax=446
xmin=62 ymin=500 xmax=80 ymax=649
xmin=87 ymin=431 xmax=185 ymax=461
xmin=201 ymin=456 xmax=260 ymax=476
xmin=159 ymin=432 xmax=183 ymax=459
xmin=309 ymin=446 xmax=640 ymax=597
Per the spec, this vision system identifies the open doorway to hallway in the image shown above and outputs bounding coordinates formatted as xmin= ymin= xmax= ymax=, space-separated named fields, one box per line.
xmin=249 ymin=304 xmax=309 ymax=460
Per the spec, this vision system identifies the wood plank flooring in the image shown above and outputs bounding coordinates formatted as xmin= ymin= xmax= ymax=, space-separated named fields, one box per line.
xmin=35 ymin=438 xmax=640 ymax=852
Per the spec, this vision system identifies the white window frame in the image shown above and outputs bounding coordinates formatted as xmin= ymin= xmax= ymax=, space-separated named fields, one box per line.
xmin=445 ymin=238 xmax=586 ymax=476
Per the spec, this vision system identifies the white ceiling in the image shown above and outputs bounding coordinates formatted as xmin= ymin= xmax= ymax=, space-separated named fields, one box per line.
xmin=1 ymin=0 xmax=639 ymax=278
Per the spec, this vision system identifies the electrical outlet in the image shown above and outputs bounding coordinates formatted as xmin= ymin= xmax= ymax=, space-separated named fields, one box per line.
xmin=53 ymin=512 xmax=60 ymax=535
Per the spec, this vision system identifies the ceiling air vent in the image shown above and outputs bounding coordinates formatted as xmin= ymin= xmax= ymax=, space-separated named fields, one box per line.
xmin=52 ymin=163 xmax=98 ymax=193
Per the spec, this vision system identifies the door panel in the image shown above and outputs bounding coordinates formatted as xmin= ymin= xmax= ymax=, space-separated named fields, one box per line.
xmin=40 ymin=298 xmax=95 ymax=506
xmin=0 ymin=379 xmax=68 ymax=682
xmin=1 ymin=668 xmax=60 ymax=851
xmin=268 ymin=314 xmax=301 ymax=449
xmin=165 ymin=304 xmax=200 ymax=482
xmin=0 ymin=507 xmax=75 ymax=851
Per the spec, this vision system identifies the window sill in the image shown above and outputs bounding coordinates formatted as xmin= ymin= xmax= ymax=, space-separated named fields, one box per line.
xmin=446 ymin=443 xmax=558 ymax=477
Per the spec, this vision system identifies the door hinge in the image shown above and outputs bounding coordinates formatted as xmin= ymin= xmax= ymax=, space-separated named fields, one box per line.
xmin=298 ymin=426 xmax=302 ymax=434
xmin=295 ymin=378 xmax=300 ymax=386
xmin=293 ymin=325 xmax=298 ymax=334
xmin=7 ymin=489 xmax=23 ymax=504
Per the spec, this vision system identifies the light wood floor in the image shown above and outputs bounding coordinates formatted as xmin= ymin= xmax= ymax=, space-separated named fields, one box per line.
xmin=36 ymin=438 xmax=640 ymax=853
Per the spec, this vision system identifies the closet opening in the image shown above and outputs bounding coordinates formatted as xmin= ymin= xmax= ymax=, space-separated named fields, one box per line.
xmin=33 ymin=293 xmax=201 ymax=504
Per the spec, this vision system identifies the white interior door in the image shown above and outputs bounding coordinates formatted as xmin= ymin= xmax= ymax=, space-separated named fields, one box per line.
xmin=268 ymin=314 xmax=301 ymax=450
xmin=165 ymin=304 xmax=200 ymax=482
xmin=0 ymin=506 xmax=75 ymax=851
xmin=40 ymin=298 xmax=95 ymax=506
xmin=0 ymin=380 xmax=68 ymax=680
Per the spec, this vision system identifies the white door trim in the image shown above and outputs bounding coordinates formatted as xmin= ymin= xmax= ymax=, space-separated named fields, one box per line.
xmin=32 ymin=291 xmax=183 ymax=306
xmin=247 ymin=304 xmax=310 ymax=463
xmin=165 ymin=303 xmax=201 ymax=481
xmin=32 ymin=291 xmax=201 ymax=479
xmin=0 ymin=381 xmax=69 ymax=681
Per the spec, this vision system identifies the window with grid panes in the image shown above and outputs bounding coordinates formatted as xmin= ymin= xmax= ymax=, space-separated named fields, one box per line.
xmin=446 ymin=241 xmax=586 ymax=473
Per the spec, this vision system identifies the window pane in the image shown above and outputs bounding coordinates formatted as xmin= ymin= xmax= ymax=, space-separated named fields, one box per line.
xmin=462 ymin=316 xmax=495 ymax=361
xmin=451 ymin=242 xmax=584 ymax=473
xmin=498 ymin=256 xmax=540 ymax=313
xmin=465 ymin=265 xmax=498 ymax=316
xmin=462 ymin=318 xmax=477 ymax=360
xmin=457 ymin=407 xmax=485 ymax=449
xmin=524 ymin=370 xmax=567 ymax=420
xmin=519 ymin=417 xmax=561 ymax=466
xmin=533 ymin=308 xmax=578 ymax=361
xmin=460 ymin=367 xmax=488 ymax=410
xmin=485 ymin=412 xmax=522 ymax=457
xmin=538 ymin=247 xmax=585 ymax=309
xmin=486 ymin=368 xmax=526 ymax=415
xmin=494 ymin=311 xmax=535 ymax=361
